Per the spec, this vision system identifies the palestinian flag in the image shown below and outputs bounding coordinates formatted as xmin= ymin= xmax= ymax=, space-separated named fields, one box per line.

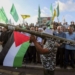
xmin=0 ymin=31 xmax=30 ymax=67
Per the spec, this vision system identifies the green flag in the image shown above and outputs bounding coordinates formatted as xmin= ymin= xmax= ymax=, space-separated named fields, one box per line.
xmin=50 ymin=18 xmax=52 ymax=25
xmin=46 ymin=18 xmax=52 ymax=26
xmin=0 ymin=9 xmax=3 ymax=22
xmin=38 ymin=5 xmax=41 ymax=25
xmin=10 ymin=4 xmax=19 ymax=22
xmin=1 ymin=7 xmax=8 ymax=23
xmin=46 ymin=21 xmax=50 ymax=25
xmin=38 ymin=5 xmax=41 ymax=19
xmin=57 ymin=3 xmax=59 ymax=17
xmin=0 ymin=11 xmax=3 ymax=23
xmin=50 ymin=4 xmax=53 ymax=16
xmin=50 ymin=4 xmax=53 ymax=25
xmin=0 ymin=8 xmax=8 ymax=23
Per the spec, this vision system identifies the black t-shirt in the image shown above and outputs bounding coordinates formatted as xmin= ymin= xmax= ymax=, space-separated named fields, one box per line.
xmin=0 ymin=31 xmax=8 ymax=47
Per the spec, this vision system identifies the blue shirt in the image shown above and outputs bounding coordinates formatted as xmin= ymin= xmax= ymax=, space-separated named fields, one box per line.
xmin=55 ymin=32 xmax=66 ymax=48
xmin=56 ymin=32 xmax=66 ymax=38
xmin=65 ymin=32 xmax=75 ymax=50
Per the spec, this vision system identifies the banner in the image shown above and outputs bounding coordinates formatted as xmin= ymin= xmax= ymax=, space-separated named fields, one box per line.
xmin=38 ymin=17 xmax=52 ymax=25
xmin=21 ymin=15 xmax=30 ymax=19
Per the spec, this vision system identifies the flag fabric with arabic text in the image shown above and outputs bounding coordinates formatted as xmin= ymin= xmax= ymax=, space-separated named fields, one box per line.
xmin=10 ymin=4 xmax=19 ymax=22
xmin=0 ymin=8 xmax=8 ymax=23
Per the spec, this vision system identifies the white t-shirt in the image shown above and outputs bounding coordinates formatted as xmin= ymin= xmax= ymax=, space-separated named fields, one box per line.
xmin=37 ymin=37 xmax=42 ymax=43
xmin=42 ymin=28 xmax=53 ymax=35
xmin=30 ymin=42 xmax=35 ymax=46
xmin=63 ymin=24 xmax=69 ymax=29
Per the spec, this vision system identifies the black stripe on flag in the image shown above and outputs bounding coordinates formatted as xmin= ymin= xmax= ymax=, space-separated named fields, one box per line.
xmin=0 ymin=32 xmax=14 ymax=65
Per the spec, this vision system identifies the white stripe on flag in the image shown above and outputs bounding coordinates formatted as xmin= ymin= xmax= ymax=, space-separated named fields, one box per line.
xmin=3 ymin=42 xmax=21 ymax=66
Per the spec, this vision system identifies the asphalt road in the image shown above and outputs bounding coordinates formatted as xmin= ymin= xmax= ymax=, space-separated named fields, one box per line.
xmin=0 ymin=65 xmax=75 ymax=75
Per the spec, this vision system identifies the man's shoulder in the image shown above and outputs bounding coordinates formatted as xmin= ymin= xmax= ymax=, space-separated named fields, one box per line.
xmin=62 ymin=32 xmax=66 ymax=35
xmin=65 ymin=32 xmax=68 ymax=34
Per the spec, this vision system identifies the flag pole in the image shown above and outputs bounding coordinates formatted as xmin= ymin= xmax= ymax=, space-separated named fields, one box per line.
xmin=0 ymin=23 xmax=75 ymax=46
xmin=57 ymin=17 xmax=59 ymax=23
xmin=23 ymin=18 xmax=26 ymax=25
xmin=23 ymin=19 xmax=25 ymax=24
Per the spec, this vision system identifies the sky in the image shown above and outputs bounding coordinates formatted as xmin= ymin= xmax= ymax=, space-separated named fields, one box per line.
xmin=0 ymin=0 xmax=75 ymax=25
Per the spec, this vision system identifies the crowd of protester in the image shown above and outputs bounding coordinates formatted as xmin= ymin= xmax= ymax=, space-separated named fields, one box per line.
xmin=0 ymin=21 xmax=75 ymax=69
